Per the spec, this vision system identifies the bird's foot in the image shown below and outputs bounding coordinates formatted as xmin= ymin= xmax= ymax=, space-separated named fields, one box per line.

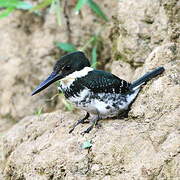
xmin=81 ymin=115 xmax=100 ymax=135
xmin=81 ymin=124 xmax=94 ymax=135
xmin=69 ymin=112 xmax=90 ymax=133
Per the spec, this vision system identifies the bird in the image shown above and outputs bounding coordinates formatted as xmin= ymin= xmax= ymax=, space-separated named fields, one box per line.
xmin=32 ymin=51 xmax=165 ymax=134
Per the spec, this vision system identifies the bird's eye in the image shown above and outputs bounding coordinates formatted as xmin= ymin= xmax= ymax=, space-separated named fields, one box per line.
xmin=63 ymin=65 xmax=71 ymax=71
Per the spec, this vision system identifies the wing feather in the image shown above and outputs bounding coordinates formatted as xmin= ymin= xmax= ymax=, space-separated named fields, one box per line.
xmin=76 ymin=70 xmax=130 ymax=94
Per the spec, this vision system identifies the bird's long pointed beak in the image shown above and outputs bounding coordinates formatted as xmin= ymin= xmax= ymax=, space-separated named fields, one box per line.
xmin=31 ymin=72 xmax=62 ymax=96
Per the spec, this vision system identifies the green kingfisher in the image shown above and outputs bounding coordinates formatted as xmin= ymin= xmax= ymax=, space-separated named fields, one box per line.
xmin=32 ymin=51 xmax=165 ymax=134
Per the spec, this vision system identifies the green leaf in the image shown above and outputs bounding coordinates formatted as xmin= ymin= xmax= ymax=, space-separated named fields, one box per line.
xmin=50 ymin=0 xmax=62 ymax=26
xmin=0 ymin=0 xmax=32 ymax=9
xmin=61 ymin=96 xmax=74 ymax=111
xmin=58 ymin=92 xmax=74 ymax=111
xmin=82 ymin=140 xmax=92 ymax=149
xmin=56 ymin=42 xmax=77 ymax=52
xmin=87 ymin=0 xmax=108 ymax=21
xmin=54 ymin=0 xmax=61 ymax=26
xmin=16 ymin=1 xmax=32 ymax=10
xmin=74 ymin=0 xmax=88 ymax=12
xmin=64 ymin=101 xmax=74 ymax=111
xmin=91 ymin=46 xmax=97 ymax=68
xmin=0 ymin=0 xmax=18 ymax=8
xmin=35 ymin=107 xmax=43 ymax=116
xmin=30 ymin=0 xmax=52 ymax=11
xmin=80 ymin=36 xmax=96 ymax=51
xmin=0 ymin=7 xmax=15 ymax=18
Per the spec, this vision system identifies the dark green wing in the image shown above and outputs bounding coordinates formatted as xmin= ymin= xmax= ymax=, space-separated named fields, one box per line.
xmin=76 ymin=70 xmax=130 ymax=94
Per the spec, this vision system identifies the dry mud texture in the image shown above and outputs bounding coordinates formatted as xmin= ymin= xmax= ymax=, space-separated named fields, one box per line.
xmin=1 ymin=0 xmax=180 ymax=179
xmin=111 ymin=0 xmax=180 ymax=67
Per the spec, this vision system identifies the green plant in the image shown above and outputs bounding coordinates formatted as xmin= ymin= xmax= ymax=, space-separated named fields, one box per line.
xmin=31 ymin=0 xmax=62 ymax=25
xmin=75 ymin=0 xmax=108 ymax=22
xmin=56 ymin=43 xmax=77 ymax=52
xmin=0 ymin=0 xmax=61 ymax=25
xmin=30 ymin=0 xmax=52 ymax=11
xmin=59 ymin=93 xmax=74 ymax=111
xmin=0 ymin=0 xmax=32 ymax=18
xmin=35 ymin=107 xmax=43 ymax=116
xmin=0 ymin=0 xmax=108 ymax=24
xmin=82 ymin=140 xmax=92 ymax=149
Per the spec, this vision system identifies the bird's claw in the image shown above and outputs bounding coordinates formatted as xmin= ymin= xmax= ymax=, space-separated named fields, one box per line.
xmin=69 ymin=113 xmax=90 ymax=134
xmin=81 ymin=125 xmax=94 ymax=135
xmin=69 ymin=128 xmax=75 ymax=134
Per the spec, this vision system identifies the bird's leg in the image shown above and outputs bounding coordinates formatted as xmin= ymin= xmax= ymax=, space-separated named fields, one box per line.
xmin=81 ymin=113 xmax=100 ymax=135
xmin=69 ymin=112 xmax=90 ymax=133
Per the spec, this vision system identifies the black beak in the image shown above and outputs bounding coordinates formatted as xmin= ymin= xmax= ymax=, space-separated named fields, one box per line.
xmin=31 ymin=72 xmax=62 ymax=96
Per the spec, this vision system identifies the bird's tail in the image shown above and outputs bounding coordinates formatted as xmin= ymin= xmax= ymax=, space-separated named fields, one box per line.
xmin=129 ymin=67 xmax=165 ymax=91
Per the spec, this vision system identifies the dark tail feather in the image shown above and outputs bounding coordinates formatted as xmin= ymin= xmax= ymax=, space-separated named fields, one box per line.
xmin=129 ymin=67 xmax=165 ymax=90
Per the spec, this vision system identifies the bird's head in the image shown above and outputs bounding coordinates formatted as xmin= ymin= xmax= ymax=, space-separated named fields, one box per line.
xmin=31 ymin=51 xmax=90 ymax=95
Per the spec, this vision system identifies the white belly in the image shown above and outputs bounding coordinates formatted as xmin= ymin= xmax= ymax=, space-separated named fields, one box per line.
xmin=68 ymin=89 xmax=140 ymax=118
